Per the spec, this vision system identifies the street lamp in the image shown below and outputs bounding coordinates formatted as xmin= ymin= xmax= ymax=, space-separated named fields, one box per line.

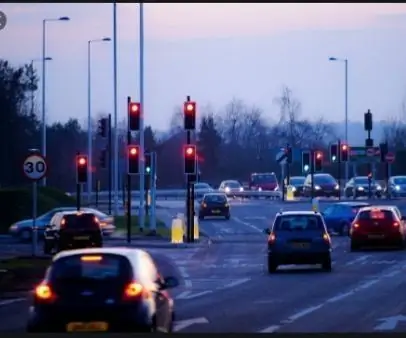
xmin=31 ymin=57 xmax=52 ymax=116
xmin=87 ymin=37 xmax=111 ymax=203
xmin=41 ymin=16 xmax=70 ymax=186
xmin=329 ymin=56 xmax=349 ymax=181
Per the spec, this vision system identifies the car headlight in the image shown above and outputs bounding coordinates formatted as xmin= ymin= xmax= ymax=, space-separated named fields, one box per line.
xmin=315 ymin=185 xmax=321 ymax=190
xmin=395 ymin=185 xmax=400 ymax=191
xmin=9 ymin=224 xmax=18 ymax=231
xmin=291 ymin=187 xmax=296 ymax=192
xmin=239 ymin=187 xmax=244 ymax=192
xmin=258 ymin=187 xmax=262 ymax=192
xmin=376 ymin=185 xmax=382 ymax=190
xmin=357 ymin=186 xmax=364 ymax=191
xmin=225 ymin=187 xmax=230 ymax=193
xmin=334 ymin=185 xmax=339 ymax=190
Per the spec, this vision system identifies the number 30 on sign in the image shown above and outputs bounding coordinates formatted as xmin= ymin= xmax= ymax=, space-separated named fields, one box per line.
xmin=23 ymin=154 xmax=48 ymax=181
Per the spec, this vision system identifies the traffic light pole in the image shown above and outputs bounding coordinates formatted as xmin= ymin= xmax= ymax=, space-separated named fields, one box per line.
xmin=310 ymin=150 xmax=315 ymax=200
xmin=108 ymin=114 xmax=112 ymax=215
xmin=150 ymin=152 xmax=157 ymax=231
xmin=337 ymin=139 xmax=341 ymax=200
xmin=185 ymin=96 xmax=194 ymax=243
xmin=126 ymin=96 xmax=132 ymax=244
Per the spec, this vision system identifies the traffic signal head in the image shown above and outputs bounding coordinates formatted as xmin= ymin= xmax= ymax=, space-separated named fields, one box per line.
xmin=314 ymin=151 xmax=323 ymax=172
xmin=380 ymin=142 xmax=388 ymax=162
xmin=127 ymin=145 xmax=140 ymax=174
xmin=76 ymin=155 xmax=88 ymax=184
xmin=145 ymin=152 xmax=151 ymax=174
xmin=184 ymin=145 xmax=197 ymax=174
xmin=340 ymin=144 xmax=349 ymax=162
xmin=128 ymin=102 xmax=141 ymax=131
xmin=183 ymin=101 xmax=196 ymax=130
xmin=98 ymin=118 xmax=107 ymax=138
xmin=302 ymin=151 xmax=310 ymax=174
xmin=330 ymin=144 xmax=338 ymax=162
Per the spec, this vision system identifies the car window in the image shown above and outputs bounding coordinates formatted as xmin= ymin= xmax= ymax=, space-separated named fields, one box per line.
xmin=358 ymin=209 xmax=394 ymax=221
xmin=290 ymin=177 xmax=305 ymax=185
xmin=62 ymin=213 xmax=99 ymax=229
xmin=83 ymin=208 xmax=107 ymax=218
xmin=273 ymin=215 xmax=324 ymax=231
xmin=225 ymin=181 xmax=241 ymax=188
xmin=354 ymin=177 xmax=375 ymax=185
xmin=314 ymin=175 xmax=337 ymax=184
xmin=251 ymin=174 xmax=277 ymax=184
xmin=393 ymin=177 xmax=406 ymax=184
xmin=322 ymin=206 xmax=336 ymax=216
xmin=334 ymin=205 xmax=349 ymax=214
xmin=204 ymin=194 xmax=227 ymax=203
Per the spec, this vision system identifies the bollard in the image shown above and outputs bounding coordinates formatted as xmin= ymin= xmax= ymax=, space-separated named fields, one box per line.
xmin=147 ymin=191 xmax=151 ymax=206
xmin=286 ymin=185 xmax=294 ymax=201
xmin=311 ymin=198 xmax=319 ymax=212
xmin=193 ymin=215 xmax=199 ymax=240
xmin=171 ymin=218 xmax=184 ymax=243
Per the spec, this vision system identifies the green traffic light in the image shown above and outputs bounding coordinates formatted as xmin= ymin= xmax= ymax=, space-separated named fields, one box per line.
xmin=146 ymin=167 xmax=151 ymax=173
xmin=332 ymin=155 xmax=337 ymax=162
xmin=303 ymin=164 xmax=309 ymax=172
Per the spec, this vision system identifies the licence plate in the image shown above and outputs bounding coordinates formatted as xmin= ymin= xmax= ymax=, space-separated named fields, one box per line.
xmin=212 ymin=210 xmax=221 ymax=214
xmin=291 ymin=243 xmax=310 ymax=249
xmin=66 ymin=322 xmax=108 ymax=332
xmin=74 ymin=236 xmax=90 ymax=240
xmin=368 ymin=234 xmax=384 ymax=239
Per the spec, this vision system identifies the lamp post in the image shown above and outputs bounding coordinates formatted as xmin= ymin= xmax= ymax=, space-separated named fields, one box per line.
xmin=329 ymin=56 xmax=349 ymax=182
xmin=113 ymin=2 xmax=119 ymax=216
xmin=87 ymin=37 xmax=111 ymax=203
xmin=31 ymin=57 xmax=52 ymax=116
xmin=41 ymin=16 xmax=70 ymax=186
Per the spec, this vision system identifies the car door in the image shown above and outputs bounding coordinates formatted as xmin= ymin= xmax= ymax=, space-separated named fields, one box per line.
xmin=322 ymin=205 xmax=338 ymax=229
xmin=345 ymin=179 xmax=354 ymax=195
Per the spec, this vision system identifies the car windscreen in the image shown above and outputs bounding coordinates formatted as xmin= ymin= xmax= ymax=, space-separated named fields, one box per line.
xmin=290 ymin=177 xmax=305 ymax=185
xmin=49 ymin=254 xmax=131 ymax=285
xmin=195 ymin=183 xmax=210 ymax=189
xmin=62 ymin=213 xmax=99 ymax=230
xmin=354 ymin=178 xmax=375 ymax=185
xmin=225 ymin=181 xmax=241 ymax=188
xmin=273 ymin=215 xmax=324 ymax=231
xmin=252 ymin=174 xmax=277 ymax=184
xmin=357 ymin=209 xmax=394 ymax=221
xmin=393 ymin=177 xmax=406 ymax=184
xmin=314 ymin=175 xmax=337 ymax=184
xmin=204 ymin=194 xmax=227 ymax=203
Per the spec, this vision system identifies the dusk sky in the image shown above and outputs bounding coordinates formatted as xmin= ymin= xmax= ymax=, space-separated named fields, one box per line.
xmin=2 ymin=3 xmax=406 ymax=131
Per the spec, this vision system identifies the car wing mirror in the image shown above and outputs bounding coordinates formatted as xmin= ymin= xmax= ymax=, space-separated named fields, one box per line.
xmin=45 ymin=224 xmax=52 ymax=229
xmin=401 ymin=216 xmax=406 ymax=221
xmin=161 ymin=276 xmax=179 ymax=290
xmin=263 ymin=228 xmax=271 ymax=235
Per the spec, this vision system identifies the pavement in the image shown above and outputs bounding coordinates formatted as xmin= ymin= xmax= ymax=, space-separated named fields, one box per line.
xmin=2 ymin=198 xmax=406 ymax=332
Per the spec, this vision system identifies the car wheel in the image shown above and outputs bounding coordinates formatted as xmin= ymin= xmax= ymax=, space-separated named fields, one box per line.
xmin=267 ymin=257 xmax=278 ymax=273
xmin=322 ymin=256 xmax=332 ymax=272
xmin=43 ymin=242 xmax=52 ymax=255
xmin=340 ymin=222 xmax=350 ymax=236
xmin=19 ymin=229 xmax=32 ymax=242
xmin=350 ymin=241 xmax=359 ymax=252
xmin=225 ymin=214 xmax=230 ymax=220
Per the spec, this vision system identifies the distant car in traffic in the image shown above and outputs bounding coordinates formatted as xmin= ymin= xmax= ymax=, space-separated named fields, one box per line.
xmin=350 ymin=206 xmax=406 ymax=251
xmin=26 ymin=247 xmax=179 ymax=332
xmin=193 ymin=182 xmax=214 ymax=197
xmin=9 ymin=207 xmax=115 ymax=241
xmin=43 ymin=211 xmax=104 ymax=254
xmin=303 ymin=173 xmax=340 ymax=198
xmin=284 ymin=176 xmax=306 ymax=197
xmin=386 ymin=176 xmax=406 ymax=198
xmin=264 ymin=211 xmax=332 ymax=272
xmin=343 ymin=176 xmax=383 ymax=199
xmin=322 ymin=201 xmax=370 ymax=236
xmin=218 ymin=180 xmax=244 ymax=196
xmin=249 ymin=172 xmax=279 ymax=192
xmin=198 ymin=193 xmax=230 ymax=220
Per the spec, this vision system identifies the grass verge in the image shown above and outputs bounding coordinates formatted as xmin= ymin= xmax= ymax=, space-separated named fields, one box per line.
xmin=114 ymin=215 xmax=169 ymax=237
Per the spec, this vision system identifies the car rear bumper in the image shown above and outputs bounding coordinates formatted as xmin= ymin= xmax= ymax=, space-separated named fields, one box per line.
xmin=351 ymin=233 xmax=403 ymax=246
xmin=199 ymin=209 xmax=230 ymax=217
xmin=268 ymin=251 xmax=330 ymax=265
xmin=58 ymin=239 xmax=103 ymax=250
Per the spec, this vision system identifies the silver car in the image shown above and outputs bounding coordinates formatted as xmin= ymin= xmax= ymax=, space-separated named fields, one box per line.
xmin=218 ymin=180 xmax=244 ymax=195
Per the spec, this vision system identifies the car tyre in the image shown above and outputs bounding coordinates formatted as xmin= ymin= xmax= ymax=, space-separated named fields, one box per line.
xmin=339 ymin=222 xmax=350 ymax=236
xmin=350 ymin=241 xmax=360 ymax=252
xmin=267 ymin=257 xmax=278 ymax=273
xmin=225 ymin=214 xmax=230 ymax=220
xmin=322 ymin=257 xmax=332 ymax=272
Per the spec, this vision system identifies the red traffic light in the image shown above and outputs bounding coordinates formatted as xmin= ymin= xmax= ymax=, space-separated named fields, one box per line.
xmin=184 ymin=101 xmax=196 ymax=114
xmin=185 ymin=145 xmax=195 ymax=156
xmin=128 ymin=145 xmax=139 ymax=156
xmin=316 ymin=152 xmax=323 ymax=159
xmin=341 ymin=144 xmax=348 ymax=151
xmin=129 ymin=102 xmax=141 ymax=114
xmin=77 ymin=156 xmax=87 ymax=166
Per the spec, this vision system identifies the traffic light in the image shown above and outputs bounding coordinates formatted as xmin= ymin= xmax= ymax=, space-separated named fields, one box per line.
xmin=128 ymin=102 xmax=141 ymax=131
xmin=127 ymin=145 xmax=140 ymax=174
xmin=314 ymin=151 xmax=323 ymax=172
xmin=98 ymin=118 xmax=107 ymax=138
xmin=184 ymin=145 xmax=197 ymax=174
xmin=99 ymin=149 xmax=107 ymax=169
xmin=183 ymin=101 xmax=196 ymax=130
xmin=76 ymin=155 xmax=88 ymax=184
xmin=145 ymin=152 xmax=151 ymax=174
xmin=302 ymin=151 xmax=310 ymax=173
xmin=330 ymin=144 xmax=338 ymax=163
xmin=340 ymin=144 xmax=349 ymax=162
xmin=379 ymin=142 xmax=388 ymax=162
xmin=286 ymin=145 xmax=292 ymax=164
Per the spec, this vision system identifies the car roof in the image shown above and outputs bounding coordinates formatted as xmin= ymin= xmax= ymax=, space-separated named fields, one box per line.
xmin=277 ymin=211 xmax=322 ymax=216
xmin=56 ymin=211 xmax=95 ymax=216
xmin=222 ymin=180 xmax=240 ymax=184
xmin=251 ymin=172 xmax=275 ymax=176
xmin=358 ymin=205 xmax=396 ymax=212
xmin=290 ymin=176 xmax=305 ymax=179
xmin=204 ymin=192 xmax=226 ymax=197
xmin=335 ymin=202 xmax=370 ymax=207
xmin=53 ymin=247 xmax=146 ymax=262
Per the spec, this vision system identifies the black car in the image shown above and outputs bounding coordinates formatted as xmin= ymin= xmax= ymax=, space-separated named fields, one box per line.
xmin=386 ymin=176 xmax=406 ymax=198
xmin=303 ymin=173 xmax=340 ymax=198
xmin=264 ymin=211 xmax=332 ymax=273
xmin=26 ymin=247 xmax=179 ymax=332
xmin=198 ymin=193 xmax=230 ymax=220
xmin=344 ymin=176 xmax=383 ymax=199
xmin=285 ymin=176 xmax=306 ymax=197
xmin=43 ymin=211 xmax=103 ymax=254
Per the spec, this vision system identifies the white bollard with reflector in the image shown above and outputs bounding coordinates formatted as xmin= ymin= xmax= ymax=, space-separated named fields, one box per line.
xmin=193 ymin=215 xmax=199 ymax=240
xmin=171 ymin=218 xmax=184 ymax=244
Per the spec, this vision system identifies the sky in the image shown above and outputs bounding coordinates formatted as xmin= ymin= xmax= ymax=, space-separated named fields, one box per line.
xmin=2 ymin=3 xmax=406 ymax=131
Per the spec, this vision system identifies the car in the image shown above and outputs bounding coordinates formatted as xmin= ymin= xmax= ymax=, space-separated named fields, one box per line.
xmin=26 ymin=247 xmax=179 ymax=332
xmin=249 ymin=172 xmax=279 ymax=192
xmin=303 ymin=173 xmax=340 ymax=198
xmin=350 ymin=206 xmax=406 ymax=251
xmin=193 ymin=182 xmax=214 ymax=198
xmin=198 ymin=193 xmax=230 ymax=220
xmin=9 ymin=207 xmax=115 ymax=241
xmin=322 ymin=202 xmax=370 ymax=236
xmin=218 ymin=180 xmax=244 ymax=196
xmin=386 ymin=176 xmax=406 ymax=198
xmin=43 ymin=211 xmax=104 ymax=254
xmin=263 ymin=211 xmax=332 ymax=273
xmin=284 ymin=176 xmax=306 ymax=197
xmin=343 ymin=176 xmax=383 ymax=199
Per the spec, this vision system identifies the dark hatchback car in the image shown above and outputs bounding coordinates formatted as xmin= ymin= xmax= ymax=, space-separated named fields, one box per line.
xmin=26 ymin=248 xmax=179 ymax=332
xmin=198 ymin=193 xmax=230 ymax=220
xmin=285 ymin=176 xmax=306 ymax=197
xmin=344 ymin=176 xmax=383 ymax=199
xmin=43 ymin=211 xmax=103 ymax=254
xmin=322 ymin=202 xmax=370 ymax=236
xmin=303 ymin=173 xmax=340 ymax=198
xmin=264 ymin=211 xmax=332 ymax=273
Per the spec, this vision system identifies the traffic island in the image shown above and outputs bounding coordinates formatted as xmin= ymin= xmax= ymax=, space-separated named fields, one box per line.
xmin=112 ymin=215 xmax=170 ymax=239
xmin=0 ymin=256 xmax=51 ymax=295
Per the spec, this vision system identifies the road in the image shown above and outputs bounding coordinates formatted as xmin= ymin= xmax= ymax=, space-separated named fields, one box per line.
xmin=2 ymin=199 xmax=406 ymax=332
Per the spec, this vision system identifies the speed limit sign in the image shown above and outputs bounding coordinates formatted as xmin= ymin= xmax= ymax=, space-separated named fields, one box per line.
xmin=23 ymin=154 xmax=48 ymax=180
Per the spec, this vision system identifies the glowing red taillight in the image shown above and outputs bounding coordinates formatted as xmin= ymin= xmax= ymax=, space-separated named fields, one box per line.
xmin=34 ymin=283 xmax=55 ymax=302
xmin=123 ymin=282 xmax=151 ymax=301
xmin=323 ymin=233 xmax=331 ymax=243
xmin=393 ymin=222 xmax=399 ymax=227
xmin=268 ymin=233 xmax=276 ymax=244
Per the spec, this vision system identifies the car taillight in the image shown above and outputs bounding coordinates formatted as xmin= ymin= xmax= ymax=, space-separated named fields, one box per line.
xmin=323 ymin=233 xmax=331 ymax=243
xmin=34 ymin=283 xmax=55 ymax=302
xmin=393 ymin=222 xmax=399 ymax=227
xmin=352 ymin=223 xmax=360 ymax=229
xmin=123 ymin=282 xmax=151 ymax=300
xmin=268 ymin=233 xmax=276 ymax=244
xmin=202 ymin=203 xmax=207 ymax=208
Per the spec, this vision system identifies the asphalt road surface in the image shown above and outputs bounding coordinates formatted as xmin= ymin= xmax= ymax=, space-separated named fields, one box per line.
xmin=2 ymin=199 xmax=406 ymax=332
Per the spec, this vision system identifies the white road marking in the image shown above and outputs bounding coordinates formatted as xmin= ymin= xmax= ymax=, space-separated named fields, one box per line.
xmin=287 ymin=304 xmax=324 ymax=322
xmin=345 ymin=255 xmax=371 ymax=266
xmin=179 ymin=266 xmax=189 ymax=278
xmin=174 ymin=317 xmax=209 ymax=331
xmin=184 ymin=280 xmax=192 ymax=288
xmin=325 ymin=291 xmax=354 ymax=303
xmin=0 ymin=298 xmax=26 ymax=307
xmin=221 ymin=278 xmax=251 ymax=289
xmin=260 ymin=325 xmax=280 ymax=333
xmin=175 ymin=290 xmax=213 ymax=300
xmin=244 ymin=216 xmax=267 ymax=220
xmin=233 ymin=217 xmax=263 ymax=233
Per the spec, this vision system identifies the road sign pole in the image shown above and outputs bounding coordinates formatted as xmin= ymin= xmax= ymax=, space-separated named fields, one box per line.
xmin=32 ymin=181 xmax=38 ymax=257
xmin=310 ymin=150 xmax=315 ymax=200
xmin=337 ymin=139 xmax=341 ymax=200
xmin=150 ymin=152 xmax=157 ymax=232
